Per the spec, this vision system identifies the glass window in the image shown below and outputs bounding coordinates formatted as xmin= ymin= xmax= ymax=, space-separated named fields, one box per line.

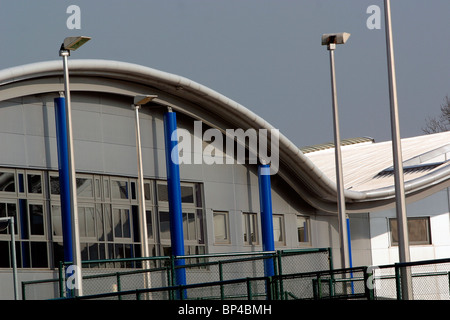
xmin=27 ymin=174 xmax=42 ymax=194
xmin=159 ymin=211 xmax=171 ymax=240
xmin=113 ymin=208 xmax=131 ymax=239
xmin=183 ymin=212 xmax=196 ymax=240
xmin=273 ymin=215 xmax=285 ymax=244
xmin=242 ymin=213 xmax=258 ymax=245
xmin=77 ymin=177 xmax=93 ymax=198
xmin=51 ymin=205 xmax=62 ymax=237
xmin=50 ymin=176 xmax=60 ymax=195
xmin=144 ymin=183 xmax=151 ymax=201
xmin=31 ymin=241 xmax=48 ymax=268
xmin=146 ymin=210 xmax=153 ymax=239
xmin=0 ymin=172 xmax=15 ymax=192
xmin=213 ymin=211 xmax=229 ymax=244
xmin=181 ymin=186 xmax=194 ymax=203
xmin=297 ymin=216 xmax=310 ymax=244
xmin=29 ymin=204 xmax=44 ymax=236
xmin=390 ymin=217 xmax=431 ymax=245
xmin=0 ymin=203 xmax=17 ymax=235
xmin=157 ymin=184 xmax=168 ymax=202
xmin=112 ymin=180 xmax=129 ymax=199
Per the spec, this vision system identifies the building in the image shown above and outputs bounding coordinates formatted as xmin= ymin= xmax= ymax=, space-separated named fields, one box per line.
xmin=0 ymin=60 xmax=449 ymax=299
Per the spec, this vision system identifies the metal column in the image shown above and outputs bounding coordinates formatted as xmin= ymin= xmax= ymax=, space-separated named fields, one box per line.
xmin=163 ymin=109 xmax=187 ymax=292
xmin=328 ymin=44 xmax=350 ymax=270
xmin=54 ymin=97 xmax=74 ymax=266
xmin=258 ymin=164 xmax=275 ymax=277
xmin=384 ymin=0 xmax=412 ymax=299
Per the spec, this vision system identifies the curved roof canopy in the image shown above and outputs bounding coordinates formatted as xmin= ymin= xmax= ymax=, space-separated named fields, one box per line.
xmin=0 ymin=59 xmax=449 ymax=213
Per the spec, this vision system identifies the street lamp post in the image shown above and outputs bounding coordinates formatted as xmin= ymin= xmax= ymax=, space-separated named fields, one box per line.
xmin=132 ymin=95 xmax=157 ymax=262
xmin=384 ymin=0 xmax=412 ymax=300
xmin=59 ymin=36 xmax=91 ymax=297
xmin=322 ymin=32 xmax=351 ymax=271
xmin=132 ymin=95 xmax=157 ymax=298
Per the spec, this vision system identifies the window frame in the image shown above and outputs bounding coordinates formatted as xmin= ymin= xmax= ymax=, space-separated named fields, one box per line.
xmin=213 ymin=211 xmax=230 ymax=245
xmin=389 ymin=216 xmax=432 ymax=246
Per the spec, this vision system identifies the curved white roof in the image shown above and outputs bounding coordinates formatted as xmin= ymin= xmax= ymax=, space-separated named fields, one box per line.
xmin=0 ymin=59 xmax=449 ymax=213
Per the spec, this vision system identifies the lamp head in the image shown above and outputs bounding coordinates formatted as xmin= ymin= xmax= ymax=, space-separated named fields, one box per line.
xmin=133 ymin=95 xmax=158 ymax=106
xmin=321 ymin=33 xmax=351 ymax=46
xmin=61 ymin=36 xmax=91 ymax=51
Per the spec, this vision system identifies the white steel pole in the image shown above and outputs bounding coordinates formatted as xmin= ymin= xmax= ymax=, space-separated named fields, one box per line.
xmin=384 ymin=0 xmax=412 ymax=300
xmin=328 ymin=44 xmax=350 ymax=272
xmin=60 ymin=49 xmax=83 ymax=297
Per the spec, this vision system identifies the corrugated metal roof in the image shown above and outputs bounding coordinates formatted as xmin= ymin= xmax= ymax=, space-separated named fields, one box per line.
xmin=300 ymin=137 xmax=375 ymax=154
xmin=305 ymin=131 xmax=450 ymax=192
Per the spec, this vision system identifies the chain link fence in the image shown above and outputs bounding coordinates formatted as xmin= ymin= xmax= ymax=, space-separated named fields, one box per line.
xmin=22 ymin=252 xmax=450 ymax=300
xmin=373 ymin=258 xmax=450 ymax=300
xmin=22 ymin=248 xmax=331 ymax=300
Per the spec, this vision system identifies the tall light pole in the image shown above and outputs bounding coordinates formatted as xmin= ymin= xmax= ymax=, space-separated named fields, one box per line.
xmin=384 ymin=0 xmax=412 ymax=300
xmin=132 ymin=95 xmax=157 ymax=262
xmin=322 ymin=32 xmax=351 ymax=271
xmin=59 ymin=36 xmax=91 ymax=297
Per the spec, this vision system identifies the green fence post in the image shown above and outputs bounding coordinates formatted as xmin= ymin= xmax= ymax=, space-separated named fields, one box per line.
xmin=116 ymin=272 xmax=122 ymax=301
xmin=395 ymin=264 xmax=402 ymax=300
xmin=364 ymin=267 xmax=375 ymax=300
xmin=247 ymin=278 xmax=253 ymax=300
xmin=58 ymin=261 xmax=65 ymax=298
xmin=219 ymin=261 xmax=225 ymax=300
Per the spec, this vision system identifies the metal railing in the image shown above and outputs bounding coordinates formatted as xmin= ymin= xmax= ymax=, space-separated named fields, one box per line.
xmin=22 ymin=248 xmax=331 ymax=300
xmin=21 ymin=251 xmax=450 ymax=300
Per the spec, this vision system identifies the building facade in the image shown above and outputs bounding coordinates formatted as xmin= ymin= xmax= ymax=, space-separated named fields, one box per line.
xmin=0 ymin=60 xmax=449 ymax=299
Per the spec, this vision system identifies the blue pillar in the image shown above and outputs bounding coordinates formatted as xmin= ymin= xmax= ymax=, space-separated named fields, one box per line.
xmin=163 ymin=110 xmax=187 ymax=292
xmin=54 ymin=97 xmax=74 ymax=265
xmin=258 ymin=164 xmax=275 ymax=277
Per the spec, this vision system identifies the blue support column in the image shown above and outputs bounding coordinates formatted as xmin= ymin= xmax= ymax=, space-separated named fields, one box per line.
xmin=54 ymin=97 xmax=74 ymax=265
xmin=163 ymin=110 xmax=187 ymax=293
xmin=258 ymin=164 xmax=275 ymax=277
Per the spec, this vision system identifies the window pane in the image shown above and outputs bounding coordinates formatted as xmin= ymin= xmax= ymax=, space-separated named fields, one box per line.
xmin=297 ymin=216 xmax=310 ymax=243
xmin=27 ymin=174 xmax=42 ymax=194
xmin=146 ymin=210 xmax=153 ymax=239
xmin=188 ymin=213 xmax=196 ymax=240
xmin=50 ymin=176 xmax=60 ymax=195
xmin=390 ymin=217 xmax=431 ymax=245
xmin=51 ymin=205 xmax=63 ymax=237
xmin=112 ymin=180 xmax=128 ymax=199
xmin=0 ymin=172 xmax=15 ymax=192
xmin=122 ymin=209 xmax=131 ymax=238
xmin=213 ymin=212 xmax=228 ymax=242
xmin=31 ymin=242 xmax=48 ymax=268
xmin=85 ymin=207 xmax=96 ymax=238
xmin=113 ymin=208 xmax=122 ymax=238
xmin=96 ymin=205 xmax=104 ymax=241
xmin=78 ymin=208 xmax=86 ymax=238
xmin=157 ymin=184 xmax=168 ymax=202
xmin=77 ymin=178 xmax=93 ymax=198
xmin=181 ymin=186 xmax=194 ymax=203
xmin=105 ymin=206 xmax=113 ymax=241
xmin=29 ymin=204 xmax=44 ymax=235
xmin=144 ymin=183 xmax=151 ymax=200
xmin=159 ymin=211 xmax=170 ymax=239
xmin=273 ymin=216 xmax=283 ymax=242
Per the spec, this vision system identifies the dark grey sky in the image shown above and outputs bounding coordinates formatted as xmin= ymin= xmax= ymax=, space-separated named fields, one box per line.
xmin=1 ymin=0 xmax=449 ymax=147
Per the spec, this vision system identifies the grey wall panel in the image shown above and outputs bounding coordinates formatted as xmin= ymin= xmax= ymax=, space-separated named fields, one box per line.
xmin=0 ymin=133 xmax=27 ymax=167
